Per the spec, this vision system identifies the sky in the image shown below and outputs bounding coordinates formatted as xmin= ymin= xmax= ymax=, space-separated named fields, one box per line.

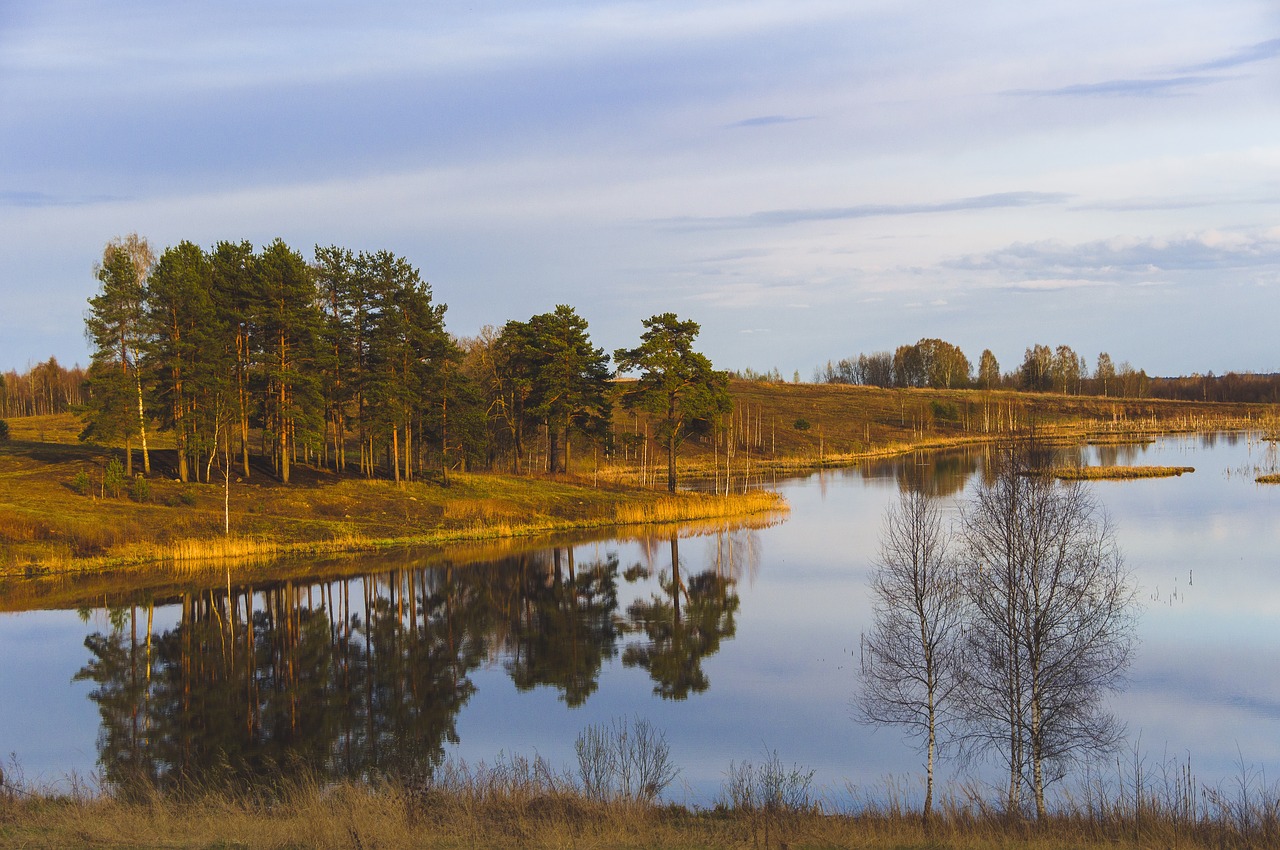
xmin=2 ymin=0 xmax=1278 ymax=378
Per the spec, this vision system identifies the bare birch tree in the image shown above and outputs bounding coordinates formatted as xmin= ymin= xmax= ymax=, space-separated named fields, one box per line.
xmin=958 ymin=446 xmax=1136 ymax=819
xmin=858 ymin=488 xmax=966 ymax=821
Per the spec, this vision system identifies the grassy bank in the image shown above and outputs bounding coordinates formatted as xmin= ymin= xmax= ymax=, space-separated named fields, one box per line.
xmin=0 ymin=414 xmax=784 ymax=575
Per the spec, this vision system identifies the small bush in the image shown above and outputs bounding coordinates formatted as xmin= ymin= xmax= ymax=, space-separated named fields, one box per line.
xmin=70 ymin=471 xmax=91 ymax=496
xmin=720 ymin=750 xmax=815 ymax=813
xmin=103 ymin=458 xmax=126 ymax=498
xmin=793 ymin=418 xmax=811 ymax=431
xmin=178 ymin=489 xmax=197 ymax=507
xmin=930 ymin=400 xmax=959 ymax=421
xmin=129 ymin=474 xmax=151 ymax=503
xmin=575 ymin=716 xmax=678 ymax=803
xmin=0 ymin=419 xmax=9 ymax=442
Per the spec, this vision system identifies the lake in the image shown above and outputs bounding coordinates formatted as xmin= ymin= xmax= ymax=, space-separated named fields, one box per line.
xmin=2 ymin=432 xmax=1278 ymax=806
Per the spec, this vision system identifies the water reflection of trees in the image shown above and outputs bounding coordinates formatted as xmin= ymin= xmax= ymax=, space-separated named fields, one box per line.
xmin=862 ymin=448 xmax=982 ymax=497
xmin=77 ymin=568 xmax=492 ymax=790
xmin=75 ymin=539 xmax=744 ymax=790
xmin=502 ymin=549 xmax=620 ymax=707
xmin=622 ymin=535 xmax=742 ymax=700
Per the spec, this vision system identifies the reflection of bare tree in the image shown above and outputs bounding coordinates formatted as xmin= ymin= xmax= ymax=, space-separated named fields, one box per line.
xmin=1091 ymin=441 xmax=1150 ymax=467
xmin=623 ymin=535 xmax=740 ymax=700
xmin=705 ymin=529 xmax=761 ymax=586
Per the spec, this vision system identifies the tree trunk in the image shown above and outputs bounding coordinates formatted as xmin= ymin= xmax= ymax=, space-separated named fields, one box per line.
xmin=666 ymin=394 xmax=678 ymax=493
xmin=133 ymin=360 xmax=151 ymax=475
xmin=404 ymin=413 xmax=412 ymax=483
xmin=548 ymin=423 xmax=561 ymax=475
xmin=392 ymin=425 xmax=401 ymax=485
xmin=1032 ymin=688 xmax=1046 ymax=819
xmin=279 ymin=415 xmax=290 ymax=485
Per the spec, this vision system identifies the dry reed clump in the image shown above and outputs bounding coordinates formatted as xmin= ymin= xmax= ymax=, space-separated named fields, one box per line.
xmin=164 ymin=534 xmax=371 ymax=568
xmin=612 ymin=491 xmax=785 ymax=526
xmin=1256 ymin=473 xmax=1280 ymax=484
xmin=441 ymin=497 xmax=520 ymax=524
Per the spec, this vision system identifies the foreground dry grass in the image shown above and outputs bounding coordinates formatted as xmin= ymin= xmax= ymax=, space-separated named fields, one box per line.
xmin=4 ymin=780 xmax=1279 ymax=850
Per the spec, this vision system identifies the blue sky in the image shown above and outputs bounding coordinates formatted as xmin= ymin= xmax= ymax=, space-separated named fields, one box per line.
xmin=2 ymin=1 xmax=1278 ymax=377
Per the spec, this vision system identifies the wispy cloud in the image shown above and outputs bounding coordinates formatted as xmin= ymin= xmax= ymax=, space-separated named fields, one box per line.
xmin=656 ymin=191 xmax=1071 ymax=230
xmin=1076 ymin=192 xmax=1280 ymax=213
xmin=1005 ymin=75 xmax=1224 ymax=98
xmin=950 ymin=230 xmax=1280 ymax=280
xmin=726 ymin=114 xmax=815 ymax=128
xmin=1002 ymin=278 xmax=1109 ymax=293
xmin=0 ymin=190 xmax=122 ymax=207
xmin=1181 ymin=36 xmax=1280 ymax=72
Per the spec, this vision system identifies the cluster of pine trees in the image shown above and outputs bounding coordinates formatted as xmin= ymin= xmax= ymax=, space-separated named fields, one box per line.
xmin=85 ymin=236 xmax=450 ymax=483
xmin=81 ymin=235 xmax=728 ymax=489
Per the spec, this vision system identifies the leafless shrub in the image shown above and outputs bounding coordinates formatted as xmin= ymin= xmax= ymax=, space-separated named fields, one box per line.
xmin=574 ymin=716 xmax=678 ymax=803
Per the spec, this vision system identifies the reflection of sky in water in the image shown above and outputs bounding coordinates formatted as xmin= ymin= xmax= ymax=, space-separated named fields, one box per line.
xmin=1 ymin=434 xmax=1277 ymax=803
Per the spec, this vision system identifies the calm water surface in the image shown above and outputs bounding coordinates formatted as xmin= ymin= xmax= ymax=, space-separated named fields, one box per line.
xmin=2 ymin=433 xmax=1278 ymax=803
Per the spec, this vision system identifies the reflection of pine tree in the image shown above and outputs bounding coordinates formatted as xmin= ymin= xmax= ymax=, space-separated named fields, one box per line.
xmin=78 ymin=567 xmax=497 ymax=792
xmin=77 ymin=550 xmax=639 ymax=793
xmin=623 ymin=537 xmax=740 ymax=700
xmin=355 ymin=567 xmax=485 ymax=782
xmin=76 ymin=605 xmax=158 ymax=790
xmin=136 ymin=586 xmax=343 ymax=788
xmin=504 ymin=550 xmax=621 ymax=707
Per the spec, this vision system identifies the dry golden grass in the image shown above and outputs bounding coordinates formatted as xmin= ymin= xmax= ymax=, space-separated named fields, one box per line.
xmin=1043 ymin=465 xmax=1196 ymax=480
xmin=0 ymin=414 xmax=787 ymax=578
xmin=1257 ymin=473 xmax=1280 ymax=484
xmin=4 ymin=777 xmax=1279 ymax=850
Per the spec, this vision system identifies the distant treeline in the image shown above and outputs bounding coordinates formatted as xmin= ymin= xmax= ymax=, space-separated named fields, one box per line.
xmin=1 ymin=357 xmax=85 ymax=418
xmin=810 ymin=338 xmax=1280 ymax=402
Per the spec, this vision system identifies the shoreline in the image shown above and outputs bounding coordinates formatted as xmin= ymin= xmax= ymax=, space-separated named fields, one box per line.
xmin=0 ymin=481 xmax=787 ymax=580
